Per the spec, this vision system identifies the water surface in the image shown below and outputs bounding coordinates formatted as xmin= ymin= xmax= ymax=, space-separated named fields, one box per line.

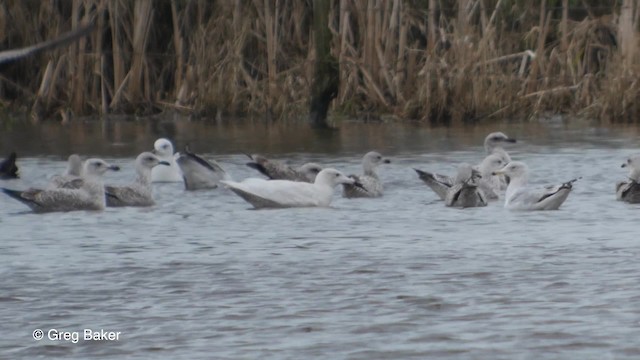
xmin=1 ymin=118 xmax=640 ymax=359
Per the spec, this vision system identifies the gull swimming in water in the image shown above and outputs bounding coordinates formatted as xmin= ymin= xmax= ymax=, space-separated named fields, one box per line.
xmin=414 ymin=168 xmax=453 ymax=200
xmin=0 ymin=152 xmax=19 ymax=179
xmin=484 ymin=131 xmax=517 ymax=162
xmin=105 ymin=152 xmax=169 ymax=207
xmin=616 ymin=154 xmax=640 ymax=203
xmin=222 ymin=168 xmax=361 ymax=209
xmin=245 ymin=154 xmax=323 ymax=183
xmin=445 ymin=163 xmax=488 ymax=208
xmin=151 ymin=138 xmax=183 ymax=183
xmin=342 ymin=151 xmax=391 ymax=198
xmin=493 ymin=161 xmax=577 ymax=211
xmin=483 ymin=132 xmax=517 ymax=189
xmin=416 ymin=132 xmax=516 ymax=200
xmin=474 ymin=153 xmax=508 ymax=200
xmin=177 ymin=146 xmax=231 ymax=190
xmin=50 ymin=154 xmax=83 ymax=188
xmin=1 ymin=158 xmax=119 ymax=213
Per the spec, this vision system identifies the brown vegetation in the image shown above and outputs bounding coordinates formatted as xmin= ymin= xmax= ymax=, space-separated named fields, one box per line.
xmin=0 ymin=1 xmax=638 ymax=124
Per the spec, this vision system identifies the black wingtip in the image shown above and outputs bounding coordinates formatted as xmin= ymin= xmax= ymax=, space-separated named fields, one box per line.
xmin=1 ymin=187 xmax=23 ymax=200
xmin=246 ymin=162 xmax=272 ymax=179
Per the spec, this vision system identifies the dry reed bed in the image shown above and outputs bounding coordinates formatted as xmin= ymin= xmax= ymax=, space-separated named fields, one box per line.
xmin=0 ymin=0 xmax=637 ymax=124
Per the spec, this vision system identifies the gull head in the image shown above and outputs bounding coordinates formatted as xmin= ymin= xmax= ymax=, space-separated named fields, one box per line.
xmin=478 ymin=153 xmax=507 ymax=175
xmin=299 ymin=162 xmax=323 ymax=182
xmin=454 ymin=163 xmax=480 ymax=184
xmin=484 ymin=132 xmax=516 ymax=153
xmin=137 ymin=151 xmax=171 ymax=169
xmin=83 ymin=158 xmax=120 ymax=177
xmin=622 ymin=154 xmax=640 ymax=181
xmin=153 ymin=138 xmax=175 ymax=157
xmin=316 ymin=168 xmax=356 ymax=187
xmin=492 ymin=161 xmax=528 ymax=179
xmin=363 ymin=151 xmax=391 ymax=166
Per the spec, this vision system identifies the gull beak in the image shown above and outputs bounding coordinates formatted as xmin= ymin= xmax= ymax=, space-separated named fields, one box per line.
xmin=504 ymin=138 xmax=517 ymax=143
xmin=158 ymin=161 xmax=171 ymax=166
xmin=492 ymin=169 xmax=505 ymax=176
xmin=382 ymin=158 xmax=391 ymax=164
xmin=151 ymin=149 xmax=159 ymax=155
xmin=109 ymin=165 xmax=120 ymax=171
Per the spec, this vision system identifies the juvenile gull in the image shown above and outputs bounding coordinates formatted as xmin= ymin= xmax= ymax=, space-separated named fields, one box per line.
xmin=474 ymin=153 xmax=507 ymax=200
xmin=342 ymin=151 xmax=391 ymax=198
xmin=616 ymin=154 xmax=640 ymax=203
xmin=0 ymin=152 xmax=19 ymax=179
xmin=445 ymin=163 xmax=488 ymax=208
xmin=246 ymin=154 xmax=322 ymax=183
xmin=151 ymin=138 xmax=183 ymax=183
xmin=222 ymin=168 xmax=360 ymax=209
xmin=416 ymin=132 xmax=516 ymax=200
xmin=1 ymin=158 xmax=119 ymax=213
xmin=484 ymin=131 xmax=517 ymax=162
xmin=177 ymin=146 xmax=231 ymax=190
xmin=493 ymin=161 xmax=577 ymax=211
xmin=105 ymin=152 xmax=169 ymax=207
xmin=50 ymin=154 xmax=83 ymax=188
xmin=414 ymin=168 xmax=453 ymax=200
xmin=483 ymin=132 xmax=517 ymax=190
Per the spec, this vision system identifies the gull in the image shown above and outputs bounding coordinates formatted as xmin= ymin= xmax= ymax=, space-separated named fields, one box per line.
xmin=493 ymin=161 xmax=577 ymax=211
xmin=342 ymin=151 xmax=390 ymax=198
xmin=616 ymin=154 xmax=640 ymax=203
xmin=50 ymin=154 xmax=82 ymax=187
xmin=221 ymin=168 xmax=362 ymax=209
xmin=245 ymin=154 xmax=323 ymax=183
xmin=445 ymin=163 xmax=488 ymax=208
xmin=105 ymin=152 xmax=169 ymax=207
xmin=484 ymin=131 xmax=517 ymax=163
xmin=1 ymin=158 xmax=119 ymax=213
xmin=416 ymin=132 xmax=516 ymax=200
xmin=151 ymin=138 xmax=183 ymax=183
xmin=473 ymin=153 xmax=507 ymax=200
xmin=0 ymin=22 xmax=95 ymax=66
xmin=483 ymin=132 xmax=517 ymax=189
xmin=0 ymin=152 xmax=19 ymax=179
xmin=177 ymin=146 xmax=230 ymax=190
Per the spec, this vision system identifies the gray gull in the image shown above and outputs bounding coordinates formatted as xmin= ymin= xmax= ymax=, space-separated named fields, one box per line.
xmin=1 ymin=158 xmax=119 ymax=213
xmin=246 ymin=154 xmax=322 ymax=182
xmin=493 ymin=161 xmax=577 ymax=211
xmin=177 ymin=146 xmax=231 ymax=190
xmin=342 ymin=151 xmax=390 ymax=198
xmin=105 ymin=152 xmax=169 ymax=207
xmin=445 ymin=163 xmax=488 ymax=208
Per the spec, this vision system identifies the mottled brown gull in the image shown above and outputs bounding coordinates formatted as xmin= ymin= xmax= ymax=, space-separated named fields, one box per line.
xmin=246 ymin=154 xmax=323 ymax=183
xmin=105 ymin=152 xmax=169 ymax=207
xmin=2 ymin=158 xmax=119 ymax=213
xmin=342 ymin=151 xmax=390 ymax=198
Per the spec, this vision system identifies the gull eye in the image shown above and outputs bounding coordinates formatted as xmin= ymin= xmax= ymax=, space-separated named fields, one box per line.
xmin=335 ymin=173 xmax=340 ymax=177
xmin=146 ymin=157 xmax=154 ymax=162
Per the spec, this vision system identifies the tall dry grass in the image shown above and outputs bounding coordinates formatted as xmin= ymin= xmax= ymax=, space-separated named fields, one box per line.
xmin=0 ymin=0 xmax=637 ymax=124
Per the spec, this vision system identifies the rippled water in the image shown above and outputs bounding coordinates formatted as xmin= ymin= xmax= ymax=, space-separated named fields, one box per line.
xmin=2 ymin=118 xmax=640 ymax=359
